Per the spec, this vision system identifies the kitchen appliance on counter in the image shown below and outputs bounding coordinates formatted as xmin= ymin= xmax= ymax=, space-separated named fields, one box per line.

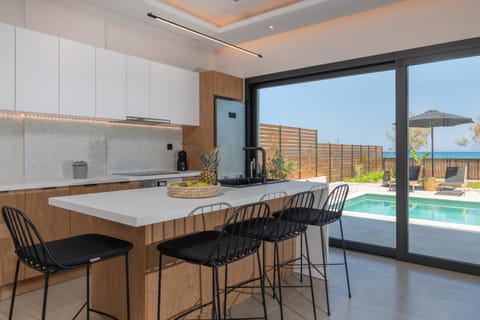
xmin=177 ymin=150 xmax=187 ymax=171
xmin=215 ymin=97 xmax=245 ymax=179
xmin=72 ymin=161 xmax=88 ymax=179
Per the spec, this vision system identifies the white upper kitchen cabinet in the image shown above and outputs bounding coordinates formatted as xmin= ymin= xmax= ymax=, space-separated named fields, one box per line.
xmin=126 ymin=55 xmax=150 ymax=118
xmin=0 ymin=23 xmax=14 ymax=111
xmin=59 ymin=38 xmax=95 ymax=117
xmin=95 ymin=48 xmax=126 ymax=120
xmin=170 ymin=67 xmax=199 ymax=126
xmin=16 ymin=27 xmax=59 ymax=114
xmin=149 ymin=61 xmax=170 ymax=121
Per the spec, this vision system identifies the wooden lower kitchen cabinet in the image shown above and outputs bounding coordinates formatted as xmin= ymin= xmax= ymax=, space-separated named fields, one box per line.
xmin=0 ymin=181 xmax=142 ymax=301
xmin=106 ymin=181 xmax=139 ymax=191
xmin=70 ymin=182 xmax=139 ymax=235
xmin=70 ymin=184 xmax=108 ymax=235
xmin=0 ymin=191 xmax=26 ymax=288
xmin=24 ymin=187 xmax=72 ymax=280
xmin=88 ymin=197 xmax=294 ymax=320
xmin=1 ymin=187 xmax=82 ymax=299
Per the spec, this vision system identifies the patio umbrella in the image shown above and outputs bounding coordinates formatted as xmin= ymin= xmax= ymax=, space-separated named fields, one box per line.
xmin=409 ymin=109 xmax=473 ymax=176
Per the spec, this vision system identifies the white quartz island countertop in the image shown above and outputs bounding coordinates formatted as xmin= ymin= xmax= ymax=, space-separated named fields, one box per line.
xmin=49 ymin=181 xmax=327 ymax=227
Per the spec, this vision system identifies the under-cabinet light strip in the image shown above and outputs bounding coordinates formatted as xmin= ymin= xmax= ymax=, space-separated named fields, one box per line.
xmin=147 ymin=12 xmax=263 ymax=58
xmin=0 ymin=111 xmax=181 ymax=129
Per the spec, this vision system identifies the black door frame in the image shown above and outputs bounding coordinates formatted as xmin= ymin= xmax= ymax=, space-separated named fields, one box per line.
xmin=245 ymin=36 xmax=480 ymax=276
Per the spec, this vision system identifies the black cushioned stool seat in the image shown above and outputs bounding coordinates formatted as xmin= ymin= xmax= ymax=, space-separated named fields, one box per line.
xmin=23 ymin=234 xmax=133 ymax=271
xmin=157 ymin=230 xmax=259 ymax=266
xmin=226 ymin=217 xmax=307 ymax=242
xmin=274 ymin=208 xmax=340 ymax=226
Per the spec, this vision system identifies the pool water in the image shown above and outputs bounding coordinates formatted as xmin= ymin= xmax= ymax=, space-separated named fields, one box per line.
xmin=344 ymin=194 xmax=480 ymax=226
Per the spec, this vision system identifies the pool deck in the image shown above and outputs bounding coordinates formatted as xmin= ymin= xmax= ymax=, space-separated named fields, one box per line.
xmin=326 ymin=181 xmax=480 ymax=265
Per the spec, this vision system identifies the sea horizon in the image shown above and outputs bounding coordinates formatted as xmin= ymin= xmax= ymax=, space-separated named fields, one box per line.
xmin=383 ymin=151 xmax=480 ymax=159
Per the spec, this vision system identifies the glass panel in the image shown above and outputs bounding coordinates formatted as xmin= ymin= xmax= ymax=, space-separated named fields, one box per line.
xmin=215 ymin=97 xmax=245 ymax=179
xmin=408 ymin=55 xmax=480 ymax=264
xmin=258 ymin=69 xmax=396 ymax=248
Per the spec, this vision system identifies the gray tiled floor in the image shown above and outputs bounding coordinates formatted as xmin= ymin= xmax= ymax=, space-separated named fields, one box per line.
xmin=230 ymin=249 xmax=480 ymax=320
xmin=1 ymin=249 xmax=480 ymax=319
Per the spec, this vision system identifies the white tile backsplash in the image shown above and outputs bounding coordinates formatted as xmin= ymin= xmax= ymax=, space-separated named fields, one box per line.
xmin=24 ymin=119 xmax=106 ymax=179
xmin=0 ymin=118 xmax=182 ymax=182
xmin=0 ymin=118 xmax=24 ymax=181
xmin=106 ymin=124 xmax=181 ymax=173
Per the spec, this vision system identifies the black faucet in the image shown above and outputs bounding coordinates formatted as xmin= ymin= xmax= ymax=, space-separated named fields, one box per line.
xmin=243 ymin=147 xmax=267 ymax=184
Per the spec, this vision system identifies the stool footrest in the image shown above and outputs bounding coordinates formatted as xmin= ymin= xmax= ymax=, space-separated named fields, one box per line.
xmin=70 ymin=302 xmax=121 ymax=320
xmin=173 ymin=301 xmax=214 ymax=320
xmin=89 ymin=308 xmax=120 ymax=320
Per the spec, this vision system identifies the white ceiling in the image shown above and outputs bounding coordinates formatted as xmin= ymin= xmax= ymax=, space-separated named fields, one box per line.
xmin=161 ymin=0 xmax=303 ymax=27
xmin=83 ymin=0 xmax=405 ymax=51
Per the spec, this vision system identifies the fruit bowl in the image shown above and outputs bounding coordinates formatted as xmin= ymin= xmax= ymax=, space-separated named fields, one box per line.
xmin=166 ymin=182 xmax=221 ymax=199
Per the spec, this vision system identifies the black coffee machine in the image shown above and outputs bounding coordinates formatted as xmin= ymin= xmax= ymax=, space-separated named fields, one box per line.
xmin=177 ymin=150 xmax=187 ymax=171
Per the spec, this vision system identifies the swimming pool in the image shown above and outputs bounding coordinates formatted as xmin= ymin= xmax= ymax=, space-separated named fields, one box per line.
xmin=344 ymin=194 xmax=480 ymax=226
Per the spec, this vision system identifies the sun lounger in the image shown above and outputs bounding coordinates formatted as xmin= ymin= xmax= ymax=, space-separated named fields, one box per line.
xmin=388 ymin=166 xmax=420 ymax=192
xmin=437 ymin=166 xmax=467 ymax=194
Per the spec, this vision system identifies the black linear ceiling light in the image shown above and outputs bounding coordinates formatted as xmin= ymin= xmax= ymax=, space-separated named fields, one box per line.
xmin=147 ymin=12 xmax=263 ymax=58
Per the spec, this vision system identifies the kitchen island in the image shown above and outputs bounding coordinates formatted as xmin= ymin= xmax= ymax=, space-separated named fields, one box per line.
xmin=49 ymin=181 xmax=328 ymax=320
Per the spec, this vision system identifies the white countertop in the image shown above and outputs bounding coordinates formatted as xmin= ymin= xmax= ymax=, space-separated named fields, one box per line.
xmin=49 ymin=181 xmax=328 ymax=227
xmin=0 ymin=171 xmax=200 ymax=192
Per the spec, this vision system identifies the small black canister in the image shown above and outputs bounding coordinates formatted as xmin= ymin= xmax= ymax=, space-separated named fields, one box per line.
xmin=177 ymin=150 xmax=187 ymax=171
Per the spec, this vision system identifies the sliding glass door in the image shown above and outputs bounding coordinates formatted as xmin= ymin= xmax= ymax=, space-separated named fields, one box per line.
xmin=247 ymin=38 xmax=480 ymax=274
xmin=407 ymin=55 xmax=480 ymax=265
xmin=257 ymin=67 xmax=396 ymax=250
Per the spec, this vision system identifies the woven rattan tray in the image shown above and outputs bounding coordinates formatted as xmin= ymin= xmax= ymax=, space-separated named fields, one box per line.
xmin=167 ymin=183 xmax=221 ymax=198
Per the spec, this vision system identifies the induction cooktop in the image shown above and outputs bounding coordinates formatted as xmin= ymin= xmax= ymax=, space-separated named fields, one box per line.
xmin=113 ymin=170 xmax=179 ymax=176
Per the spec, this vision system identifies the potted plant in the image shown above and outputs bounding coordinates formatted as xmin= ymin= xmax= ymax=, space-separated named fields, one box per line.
xmin=412 ymin=150 xmax=436 ymax=191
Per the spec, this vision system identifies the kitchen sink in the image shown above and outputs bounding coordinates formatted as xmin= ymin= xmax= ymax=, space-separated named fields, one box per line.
xmin=218 ymin=177 xmax=288 ymax=188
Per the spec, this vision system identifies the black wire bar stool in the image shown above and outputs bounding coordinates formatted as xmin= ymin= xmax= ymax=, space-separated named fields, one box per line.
xmin=229 ymin=191 xmax=317 ymax=320
xmin=279 ymin=184 xmax=351 ymax=315
xmin=1 ymin=206 xmax=133 ymax=320
xmin=168 ymin=202 xmax=233 ymax=319
xmin=157 ymin=202 xmax=270 ymax=320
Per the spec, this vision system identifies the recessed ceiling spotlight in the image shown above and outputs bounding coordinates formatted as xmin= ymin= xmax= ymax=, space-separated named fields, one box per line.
xmin=268 ymin=25 xmax=274 ymax=29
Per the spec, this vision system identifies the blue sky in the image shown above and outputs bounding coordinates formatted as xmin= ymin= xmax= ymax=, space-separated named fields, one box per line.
xmin=259 ymin=56 xmax=480 ymax=152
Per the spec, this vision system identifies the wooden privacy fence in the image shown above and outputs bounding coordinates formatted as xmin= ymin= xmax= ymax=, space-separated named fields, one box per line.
xmin=383 ymin=158 xmax=480 ymax=180
xmin=259 ymin=123 xmax=383 ymax=182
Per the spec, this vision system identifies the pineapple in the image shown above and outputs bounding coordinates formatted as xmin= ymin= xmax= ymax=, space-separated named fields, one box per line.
xmin=200 ymin=147 xmax=220 ymax=185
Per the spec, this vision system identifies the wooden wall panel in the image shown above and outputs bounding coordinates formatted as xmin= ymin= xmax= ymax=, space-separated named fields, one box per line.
xmin=214 ymin=71 xmax=244 ymax=101
xmin=183 ymin=71 xmax=244 ymax=171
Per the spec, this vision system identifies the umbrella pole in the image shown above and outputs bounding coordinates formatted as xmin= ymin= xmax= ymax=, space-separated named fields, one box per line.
xmin=431 ymin=126 xmax=434 ymax=177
